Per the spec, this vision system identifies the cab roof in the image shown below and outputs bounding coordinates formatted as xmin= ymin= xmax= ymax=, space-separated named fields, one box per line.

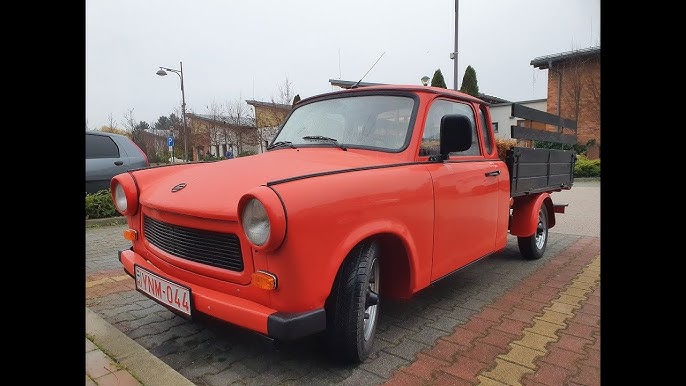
xmin=302 ymin=84 xmax=486 ymax=105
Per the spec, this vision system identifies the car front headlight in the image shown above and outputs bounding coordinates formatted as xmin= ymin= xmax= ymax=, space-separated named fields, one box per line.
xmin=110 ymin=173 xmax=139 ymax=216
xmin=242 ymin=199 xmax=270 ymax=246
xmin=238 ymin=187 xmax=287 ymax=252
xmin=113 ymin=183 xmax=128 ymax=212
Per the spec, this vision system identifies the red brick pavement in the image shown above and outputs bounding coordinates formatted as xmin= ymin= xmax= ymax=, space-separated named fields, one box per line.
xmin=86 ymin=268 xmax=135 ymax=301
xmin=384 ymin=237 xmax=600 ymax=385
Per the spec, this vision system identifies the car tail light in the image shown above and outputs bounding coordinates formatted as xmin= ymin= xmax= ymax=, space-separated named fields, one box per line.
xmin=133 ymin=143 xmax=149 ymax=166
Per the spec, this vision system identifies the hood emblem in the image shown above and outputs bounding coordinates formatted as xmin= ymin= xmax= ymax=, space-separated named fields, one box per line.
xmin=171 ymin=183 xmax=187 ymax=192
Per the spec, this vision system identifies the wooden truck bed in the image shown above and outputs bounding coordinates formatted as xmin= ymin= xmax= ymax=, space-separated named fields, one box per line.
xmin=506 ymin=147 xmax=576 ymax=197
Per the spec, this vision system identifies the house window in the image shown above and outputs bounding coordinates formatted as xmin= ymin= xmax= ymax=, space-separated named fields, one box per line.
xmin=492 ymin=122 xmax=499 ymax=133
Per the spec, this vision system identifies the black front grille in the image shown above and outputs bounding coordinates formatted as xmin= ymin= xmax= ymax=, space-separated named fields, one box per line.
xmin=143 ymin=216 xmax=244 ymax=272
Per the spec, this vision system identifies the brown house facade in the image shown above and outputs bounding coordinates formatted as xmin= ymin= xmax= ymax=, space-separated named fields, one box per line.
xmin=246 ymin=100 xmax=292 ymax=153
xmin=186 ymin=113 xmax=259 ymax=160
xmin=531 ymin=46 xmax=600 ymax=158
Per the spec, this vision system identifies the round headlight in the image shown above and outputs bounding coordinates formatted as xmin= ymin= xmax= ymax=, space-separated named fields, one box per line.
xmin=110 ymin=173 xmax=139 ymax=216
xmin=113 ymin=183 xmax=128 ymax=212
xmin=242 ymin=199 xmax=270 ymax=246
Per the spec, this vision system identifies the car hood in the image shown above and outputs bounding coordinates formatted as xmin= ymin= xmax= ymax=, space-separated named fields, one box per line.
xmin=134 ymin=148 xmax=399 ymax=220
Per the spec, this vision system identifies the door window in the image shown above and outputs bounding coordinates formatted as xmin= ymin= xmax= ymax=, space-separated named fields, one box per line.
xmin=420 ymin=99 xmax=479 ymax=157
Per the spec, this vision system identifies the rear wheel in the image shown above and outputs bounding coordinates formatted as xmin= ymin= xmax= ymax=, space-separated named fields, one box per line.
xmin=325 ymin=241 xmax=380 ymax=363
xmin=517 ymin=204 xmax=548 ymax=260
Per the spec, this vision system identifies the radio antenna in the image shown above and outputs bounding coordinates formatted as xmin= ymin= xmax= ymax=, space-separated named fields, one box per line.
xmin=352 ymin=51 xmax=385 ymax=88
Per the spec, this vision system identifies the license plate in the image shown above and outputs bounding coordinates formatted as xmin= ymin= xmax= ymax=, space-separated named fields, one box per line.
xmin=135 ymin=265 xmax=192 ymax=317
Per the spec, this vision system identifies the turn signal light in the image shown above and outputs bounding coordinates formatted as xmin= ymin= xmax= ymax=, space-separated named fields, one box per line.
xmin=251 ymin=271 xmax=277 ymax=290
xmin=123 ymin=229 xmax=138 ymax=241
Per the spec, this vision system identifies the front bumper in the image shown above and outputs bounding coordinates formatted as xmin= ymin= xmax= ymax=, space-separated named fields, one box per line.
xmin=118 ymin=248 xmax=326 ymax=340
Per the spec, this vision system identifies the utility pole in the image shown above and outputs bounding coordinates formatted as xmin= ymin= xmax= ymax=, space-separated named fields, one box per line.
xmin=451 ymin=0 xmax=459 ymax=90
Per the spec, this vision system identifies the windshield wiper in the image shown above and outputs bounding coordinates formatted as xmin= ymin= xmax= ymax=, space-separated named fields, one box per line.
xmin=267 ymin=141 xmax=297 ymax=150
xmin=302 ymin=135 xmax=347 ymax=151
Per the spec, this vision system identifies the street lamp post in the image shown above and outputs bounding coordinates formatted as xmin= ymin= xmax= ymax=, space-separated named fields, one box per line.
xmin=451 ymin=0 xmax=459 ymax=91
xmin=157 ymin=62 xmax=188 ymax=162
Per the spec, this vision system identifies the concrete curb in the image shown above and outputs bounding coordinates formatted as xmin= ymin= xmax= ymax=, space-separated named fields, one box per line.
xmin=86 ymin=307 xmax=194 ymax=386
xmin=85 ymin=216 xmax=127 ymax=228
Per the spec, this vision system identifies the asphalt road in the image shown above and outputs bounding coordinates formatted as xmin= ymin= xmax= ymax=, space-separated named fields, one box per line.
xmin=547 ymin=178 xmax=600 ymax=237
xmin=86 ymin=178 xmax=600 ymax=385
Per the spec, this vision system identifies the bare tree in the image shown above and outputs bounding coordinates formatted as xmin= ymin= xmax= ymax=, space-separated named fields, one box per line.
xmin=558 ymin=52 xmax=601 ymax=146
xmin=123 ymin=108 xmax=137 ymax=136
xmin=560 ymin=57 xmax=587 ymax=126
xmin=107 ymin=113 xmax=118 ymax=131
xmin=586 ymin=74 xmax=601 ymax=129
xmin=272 ymin=76 xmax=295 ymax=105
xmin=226 ymin=97 xmax=258 ymax=154
xmin=203 ymin=100 xmax=227 ymax=157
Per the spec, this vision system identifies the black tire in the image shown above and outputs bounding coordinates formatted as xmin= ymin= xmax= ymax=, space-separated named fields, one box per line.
xmin=325 ymin=240 xmax=380 ymax=363
xmin=517 ymin=204 xmax=549 ymax=260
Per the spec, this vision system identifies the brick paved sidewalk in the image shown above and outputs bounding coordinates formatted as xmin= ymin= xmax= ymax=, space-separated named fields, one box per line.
xmin=86 ymin=221 xmax=600 ymax=385
xmin=384 ymin=237 xmax=600 ymax=386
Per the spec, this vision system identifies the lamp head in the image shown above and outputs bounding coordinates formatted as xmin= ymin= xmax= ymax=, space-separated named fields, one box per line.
xmin=156 ymin=69 xmax=167 ymax=76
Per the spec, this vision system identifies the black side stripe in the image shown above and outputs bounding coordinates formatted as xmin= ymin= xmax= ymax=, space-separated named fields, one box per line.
xmin=265 ymin=158 xmax=497 ymax=186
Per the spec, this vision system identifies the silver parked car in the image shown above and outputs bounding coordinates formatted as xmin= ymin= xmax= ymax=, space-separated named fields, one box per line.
xmin=85 ymin=131 xmax=149 ymax=195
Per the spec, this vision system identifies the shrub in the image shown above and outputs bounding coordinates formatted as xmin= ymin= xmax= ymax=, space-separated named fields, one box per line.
xmin=238 ymin=150 xmax=256 ymax=157
xmin=148 ymin=152 xmax=167 ymax=164
xmin=574 ymin=154 xmax=601 ymax=177
xmin=495 ymin=138 xmax=517 ymax=162
xmin=85 ymin=189 xmax=120 ymax=219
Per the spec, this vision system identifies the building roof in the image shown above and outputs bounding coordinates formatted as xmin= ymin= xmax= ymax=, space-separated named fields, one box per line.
xmin=187 ymin=112 xmax=255 ymax=127
xmin=245 ymin=100 xmax=292 ymax=111
xmin=530 ymin=46 xmax=600 ymax=70
xmin=328 ymin=79 xmax=510 ymax=104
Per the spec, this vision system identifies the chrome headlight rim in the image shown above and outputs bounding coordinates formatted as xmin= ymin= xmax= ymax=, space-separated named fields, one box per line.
xmin=110 ymin=174 xmax=139 ymax=216
xmin=242 ymin=198 xmax=270 ymax=246
xmin=113 ymin=183 xmax=128 ymax=213
xmin=238 ymin=187 xmax=287 ymax=252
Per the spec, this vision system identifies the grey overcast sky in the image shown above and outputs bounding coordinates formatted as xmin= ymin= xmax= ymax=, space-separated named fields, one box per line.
xmin=86 ymin=0 xmax=600 ymax=130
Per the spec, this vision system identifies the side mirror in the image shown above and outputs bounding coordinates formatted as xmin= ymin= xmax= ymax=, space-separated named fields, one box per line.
xmin=434 ymin=114 xmax=472 ymax=160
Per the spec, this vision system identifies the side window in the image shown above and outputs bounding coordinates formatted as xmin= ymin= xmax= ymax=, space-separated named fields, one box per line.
xmin=479 ymin=108 xmax=493 ymax=154
xmin=86 ymin=134 xmax=120 ymax=159
xmin=419 ymin=99 xmax=479 ymax=157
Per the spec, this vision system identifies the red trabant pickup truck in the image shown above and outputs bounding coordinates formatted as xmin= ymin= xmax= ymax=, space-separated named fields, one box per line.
xmin=111 ymin=85 xmax=575 ymax=363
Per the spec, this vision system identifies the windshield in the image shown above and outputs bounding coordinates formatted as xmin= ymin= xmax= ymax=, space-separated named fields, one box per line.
xmin=271 ymin=94 xmax=415 ymax=151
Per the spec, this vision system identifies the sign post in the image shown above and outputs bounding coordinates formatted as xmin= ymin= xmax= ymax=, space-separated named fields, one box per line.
xmin=168 ymin=137 xmax=174 ymax=163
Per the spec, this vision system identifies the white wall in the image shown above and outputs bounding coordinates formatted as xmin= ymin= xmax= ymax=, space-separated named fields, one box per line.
xmin=489 ymin=99 xmax=547 ymax=139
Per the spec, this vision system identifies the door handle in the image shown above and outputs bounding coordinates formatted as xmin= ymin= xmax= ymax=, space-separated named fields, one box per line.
xmin=485 ymin=170 xmax=500 ymax=177
xmin=114 ymin=161 xmax=124 ymax=166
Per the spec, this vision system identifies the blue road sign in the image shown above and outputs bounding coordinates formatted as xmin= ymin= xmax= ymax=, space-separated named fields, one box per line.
xmin=167 ymin=137 xmax=174 ymax=146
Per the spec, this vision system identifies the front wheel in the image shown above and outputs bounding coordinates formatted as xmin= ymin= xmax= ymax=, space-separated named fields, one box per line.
xmin=517 ymin=204 xmax=549 ymax=260
xmin=325 ymin=240 xmax=380 ymax=363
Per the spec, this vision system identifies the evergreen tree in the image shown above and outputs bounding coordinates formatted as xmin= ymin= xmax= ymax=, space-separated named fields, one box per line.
xmin=292 ymin=94 xmax=301 ymax=106
xmin=460 ymin=65 xmax=479 ymax=97
xmin=131 ymin=121 xmax=150 ymax=155
xmin=430 ymin=69 xmax=447 ymax=88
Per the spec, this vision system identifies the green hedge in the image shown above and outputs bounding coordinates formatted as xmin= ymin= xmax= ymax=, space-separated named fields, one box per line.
xmin=85 ymin=190 xmax=119 ymax=219
xmin=574 ymin=155 xmax=601 ymax=178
